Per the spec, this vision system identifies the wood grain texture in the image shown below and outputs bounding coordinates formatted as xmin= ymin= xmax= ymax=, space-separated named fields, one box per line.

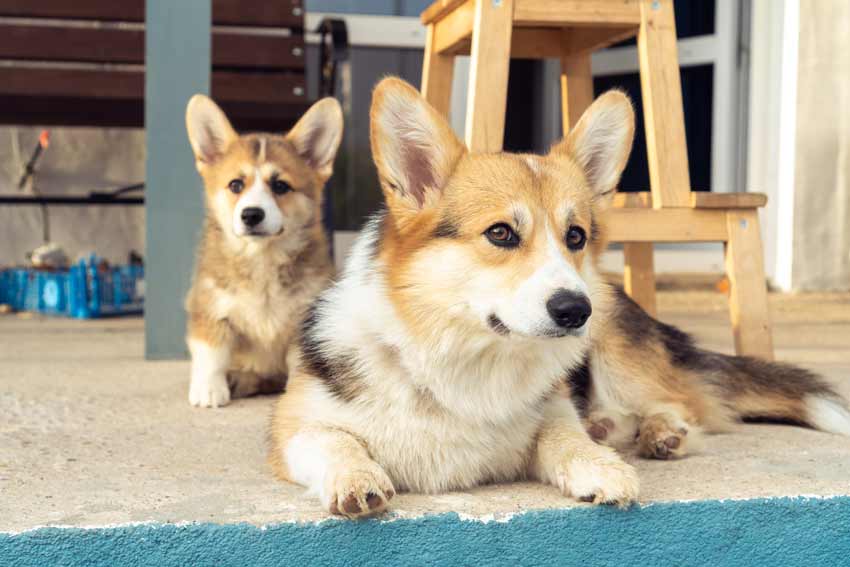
xmin=607 ymin=208 xmax=728 ymax=242
xmin=432 ymin=0 xmax=475 ymax=55
xmin=613 ymin=192 xmax=768 ymax=209
xmin=0 ymin=0 xmax=303 ymax=26
xmin=0 ymin=25 xmax=305 ymax=69
xmin=637 ymin=0 xmax=691 ymax=207
xmin=559 ymin=51 xmax=594 ymax=134
xmin=465 ymin=0 xmax=514 ymax=152
xmin=422 ymin=24 xmax=456 ymax=117
xmin=623 ymin=242 xmax=657 ymax=316
xmin=514 ymin=0 xmax=641 ymax=26
xmin=724 ymin=210 xmax=774 ymax=359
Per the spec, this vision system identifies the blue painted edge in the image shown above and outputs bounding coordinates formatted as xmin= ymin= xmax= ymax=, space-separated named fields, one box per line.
xmin=3 ymin=497 xmax=849 ymax=567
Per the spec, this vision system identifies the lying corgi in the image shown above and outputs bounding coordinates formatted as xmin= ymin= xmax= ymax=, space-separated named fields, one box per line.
xmin=184 ymin=95 xmax=342 ymax=408
xmin=269 ymin=77 xmax=641 ymax=515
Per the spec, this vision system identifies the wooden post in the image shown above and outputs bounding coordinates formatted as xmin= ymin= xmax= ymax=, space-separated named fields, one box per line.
xmin=559 ymin=51 xmax=593 ymax=132
xmin=623 ymin=242 xmax=657 ymax=316
xmin=637 ymin=0 xmax=691 ymax=208
xmin=561 ymin=48 xmax=657 ymax=315
xmin=724 ymin=209 xmax=774 ymax=359
xmin=465 ymin=0 xmax=514 ymax=152
xmin=422 ymin=23 xmax=456 ymax=117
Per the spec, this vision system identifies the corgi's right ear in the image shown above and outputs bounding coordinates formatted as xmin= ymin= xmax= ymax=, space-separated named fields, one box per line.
xmin=186 ymin=94 xmax=238 ymax=170
xmin=370 ymin=77 xmax=465 ymax=223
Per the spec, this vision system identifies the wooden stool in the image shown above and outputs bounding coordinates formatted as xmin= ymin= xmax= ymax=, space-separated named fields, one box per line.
xmin=420 ymin=0 xmax=774 ymax=360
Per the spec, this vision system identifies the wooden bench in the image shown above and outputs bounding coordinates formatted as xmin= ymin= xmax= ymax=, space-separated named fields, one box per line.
xmin=0 ymin=0 xmax=310 ymax=130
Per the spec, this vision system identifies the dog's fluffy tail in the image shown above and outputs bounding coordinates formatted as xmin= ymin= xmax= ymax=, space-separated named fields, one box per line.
xmin=693 ymin=349 xmax=850 ymax=435
xmin=611 ymin=287 xmax=850 ymax=435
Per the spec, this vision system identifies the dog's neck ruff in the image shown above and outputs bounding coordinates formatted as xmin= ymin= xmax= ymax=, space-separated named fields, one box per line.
xmin=320 ymin=219 xmax=589 ymax=423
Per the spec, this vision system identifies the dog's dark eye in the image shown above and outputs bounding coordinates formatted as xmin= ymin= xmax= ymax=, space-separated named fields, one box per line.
xmin=566 ymin=226 xmax=587 ymax=250
xmin=271 ymin=177 xmax=291 ymax=195
xmin=485 ymin=223 xmax=520 ymax=248
xmin=228 ymin=179 xmax=244 ymax=194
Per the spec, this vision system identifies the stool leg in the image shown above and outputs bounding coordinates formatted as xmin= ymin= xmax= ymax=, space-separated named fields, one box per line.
xmin=561 ymin=50 xmax=658 ymax=315
xmin=623 ymin=242 xmax=657 ymax=316
xmin=422 ymin=23 xmax=455 ymax=117
xmin=559 ymin=51 xmax=593 ymax=132
xmin=465 ymin=0 xmax=514 ymax=152
xmin=725 ymin=210 xmax=774 ymax=360
xmin=637 ymin=0 xmax=691 ymax=208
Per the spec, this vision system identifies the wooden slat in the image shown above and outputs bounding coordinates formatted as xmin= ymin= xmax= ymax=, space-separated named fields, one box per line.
xmin=0 ymin=25 xmax=141 ymax=64
xmin=607 ymin=208 xmax=729 ymax=242
xmin=465 ymin=0 xmax=514 ymax=152
xmin=212 ymin=0 xmax=304 ymax=28
xmin=0 ymin=95 xmax=307 ymax=129
xmin=514 ymin=0 xmax=642 ymax=26
xmin=724 ymin=210 xmax=774 ymax=359
xmin=0 ymin=0 xmax=303 ymax=26
xmin=623 ymin=242 xmax=657 ymax=316
xmin=432 ymin=0 xmax=475 ymax=55
xmin=421 ymin=24 xmax=455 ymax=117
xmin=213 ymin=71 xmax=306 ymax=104
xmin=613 ymin=191 xmax=768 ymax=209
xmin=0 ymin=25 xmax=304 ymax=69
xmin=560 ymin=25 xmax=638 ymax=54
xmin=510 ymin=28 xmax=565 ymax=59
xmin=637 ymin=0 xmax=691 ymax=207
xmin=692 ymin=192 xmax=768 ymax=209
xmin=560 ymin=51 xmax=594 ymax=133
xmin=0 ymin=67 xmax=305 ymax=104
xmin=0 ymin=0 xmax=144 ymax=22
xmin=422 ymin=0 xmax=468 ymax=24
xmin=0 ymin=95 xmax=143 ymax=127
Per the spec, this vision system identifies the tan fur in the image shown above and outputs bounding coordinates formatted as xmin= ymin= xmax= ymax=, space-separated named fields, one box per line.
xmin=269 ymin=79 xmax=640 ymax=517
xmin=184 ymin=96 xmax=340 ymax=407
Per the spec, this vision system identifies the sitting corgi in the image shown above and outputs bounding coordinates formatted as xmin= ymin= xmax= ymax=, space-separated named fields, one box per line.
xmin=184 ymin=95 xmax=342 ymax=408
xmin=269 ymin=78 xmax=641 ymax=516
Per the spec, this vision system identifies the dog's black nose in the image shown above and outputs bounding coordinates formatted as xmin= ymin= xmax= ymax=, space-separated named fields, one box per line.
xmin=546 ymin=289 xmax=592 ymax=329
xmin=241 ymin=207 xmax=265 ymax=227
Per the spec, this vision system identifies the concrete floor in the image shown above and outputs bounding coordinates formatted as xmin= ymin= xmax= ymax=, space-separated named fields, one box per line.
xmin=2 ymin=291 xmax=849 ymax=533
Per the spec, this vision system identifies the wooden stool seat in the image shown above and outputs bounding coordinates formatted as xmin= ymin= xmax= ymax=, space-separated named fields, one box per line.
xmin=420 ymin=0 xmax=775 ymax=360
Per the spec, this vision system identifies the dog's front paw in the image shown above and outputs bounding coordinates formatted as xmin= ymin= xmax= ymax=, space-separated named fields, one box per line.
xmin=556 ymin=446 xmax=639 ymax=507
xmin=323 ymin=464 xmax=396 ymax=519
xmin=189 ymin=373 xmax=231 ymax=408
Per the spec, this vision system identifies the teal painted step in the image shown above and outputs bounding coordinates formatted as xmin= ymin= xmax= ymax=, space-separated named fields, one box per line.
xmin=3 ymin=497 xmax=849 ymax=567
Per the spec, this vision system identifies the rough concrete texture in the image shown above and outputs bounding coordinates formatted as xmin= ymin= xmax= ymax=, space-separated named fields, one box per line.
xmin=1 ymin=291 xmax=849 ymax=533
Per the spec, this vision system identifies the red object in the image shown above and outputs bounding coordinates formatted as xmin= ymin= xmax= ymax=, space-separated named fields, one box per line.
xmin=39 ymin=130 xmax=50 ymax=149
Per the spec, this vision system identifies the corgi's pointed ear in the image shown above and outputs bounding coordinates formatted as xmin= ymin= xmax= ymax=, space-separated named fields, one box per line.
xmin=370 ymin=77 xmax=465 ymax=216
xmin=286 ymin=97 xmax=344 ymax=182
xmin=551 ymin=90 xmax=635 ymax=201
xmin=185 ymin=94 xmax=238 ymax=169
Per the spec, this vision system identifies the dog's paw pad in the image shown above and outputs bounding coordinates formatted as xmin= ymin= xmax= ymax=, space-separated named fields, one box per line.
xmin=558 ymin=448 xmax=640 ymax=507
xmin=638 ymin=417 xmax=689 ymax=460
xmin=326 ymin=466 xmax=395 ymax=519
xmin=587 ymin=417 xmax=615 ymax=441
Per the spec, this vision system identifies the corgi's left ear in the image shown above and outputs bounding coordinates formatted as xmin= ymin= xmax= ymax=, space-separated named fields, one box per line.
xmin=370 ymin=77 xmax=465 ymax=220
xmin=286 ymin=97 xmax=344 ymax=181
xmin=550 ymin=90 xmax=635 ymax=201
xmin=186 ymin=94 xmax=238 ymax=170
